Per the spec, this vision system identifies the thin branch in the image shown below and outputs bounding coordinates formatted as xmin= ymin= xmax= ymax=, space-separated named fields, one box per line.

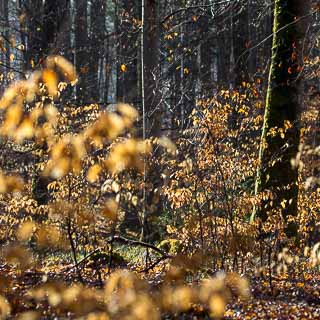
xmin=112 ymin=235 xmax=173 ymax=258
xmin=161 ymin=1 xmax=231 ymax=24
xmin=138 ymin=255 xmax=170 ymax=273
xmin=66 ymin=235 xmax=173 ymax=272
xmin=236 ymin=10 xmax=317 ymax=66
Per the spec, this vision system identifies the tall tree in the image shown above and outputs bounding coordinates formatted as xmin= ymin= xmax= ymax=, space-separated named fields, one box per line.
xmin=19 ymin=0 xmax=70 ymax=204
xmin=21 ymin=0 xmax=69 ymax=70
xmin=89 ymin=0 xmax=106 ymax=102
xmin=0 ymin=0 xmax=10 ymax=94
xmin=75 ymin=0 xmax=89 ymax=102
xmin=143 ymin=0 xmax=161 ymax=137
xmin=252 ymin=0 xmax=311 ymax=236
xmin=140 ymin=0 xmax=162 ymax=241
xmin=116 ymin=0 xmax=139 ymax=104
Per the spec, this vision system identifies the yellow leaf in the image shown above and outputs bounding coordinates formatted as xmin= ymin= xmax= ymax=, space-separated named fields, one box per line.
xmin=50 ymin=157 xmax=70 ymax=179
xmin=101 ymin=199 xmax=118 ymax=221
xmin=281 ymin=200 xmax=287 ymax=208
xmin=106 ymin=139 xmax=151 ymax=174
xmin=4 ymin=104 xmax=23 ymax=131
xmin=158 ymin=136 xmax=177 ymax=155
xmin=132 ymin=195 xmax=138 ymax=206
xmin=18 ymin=311 xmax=39 ymax=320
xmin=44 ymin=104 xmax=58 ymax=125
xmin=120 ymin=64 xmax=127 ymax=72
xmin=87 ymin=164 xmax=102 ymax=183
xmin=0 ymin=172 xmax=23 ymax=193
xmin=36 ymin=225 xmax=63 ymax=248
xmin=43 ymin=69 xmax=58 ymax=96
xmin=117 ymin=103 xmax=138 ymax=125
xmin=209 ymin=294 xmax=226 ymax=319
xmin=15 ymin=118 xmax=34 ymax=142
xmin=0 ymin=84 xmax=18 ymax=109
xmin=16 ymin=221 xmax=36 ymax=241
xmin=111 ymin=181 xmax=120 ymax=193
xmin=3 ymin=244 xmax=32 ymax=269
xmin=46 ymin=55 xmax=77 ymax=83
xmin=80 ymin=66 xmax=89 ymax=74
xmin=17 ymin=44 xmax=25 ymax=51
xmin=0 ymin=295 xmax=11 ymax=318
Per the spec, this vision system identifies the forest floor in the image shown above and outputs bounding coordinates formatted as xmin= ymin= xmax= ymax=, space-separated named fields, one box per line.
xmin=224 ymin=274 xmax=320 ymax=320
xmin=1 ymin=260 xmax=320 ymax=319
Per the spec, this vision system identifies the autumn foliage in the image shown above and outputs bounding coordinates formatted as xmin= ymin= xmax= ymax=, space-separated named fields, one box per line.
xmin=0 ymin=54 xmax=319 ymax=320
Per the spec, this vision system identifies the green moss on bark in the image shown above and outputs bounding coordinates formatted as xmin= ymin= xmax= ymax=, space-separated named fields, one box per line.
xmin=252 ymin=0 xmax=310 ymax=236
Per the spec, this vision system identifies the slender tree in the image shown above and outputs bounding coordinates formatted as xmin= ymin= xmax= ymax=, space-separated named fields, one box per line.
xmin=19 ymin=0 xmax=70 ymax=204
xmin=89 ymin=0 xmax=106 ymax=102
xmin=144 ymin=0 xmax=161 ymax=137
xmin=116 ymin=0 xmax=139 ymax=104
xmin=0 ymin=0 xmax=9 ymax=94
xmin=75 ymin=0 xmax=89 ymax=102
xmin=252 ymin=0 xmax=311 ymax=236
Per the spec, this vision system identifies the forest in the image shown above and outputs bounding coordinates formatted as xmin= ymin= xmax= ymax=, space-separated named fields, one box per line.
xmin=0 ymin=0 xmax=319 ymax=319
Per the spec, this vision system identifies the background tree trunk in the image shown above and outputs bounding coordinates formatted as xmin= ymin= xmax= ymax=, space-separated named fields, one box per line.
xmin=116 ymin=0 xmax=139 ymax=104
xmin=0 ymin=0 xmax=9 ymax=94
xmin=89 ymin=0 xmax=106 ymax=102
xmin=144 ymin=0 xmax=161 ymax=137
xmin=20 ymin=0 xmax=70 ymax=204
xmin=75 ymin=0 xmax=89 ymax=102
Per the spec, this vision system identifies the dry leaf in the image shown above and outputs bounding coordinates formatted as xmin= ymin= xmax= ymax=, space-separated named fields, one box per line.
xmin=101 ymin=199 xmax=118 ymax=221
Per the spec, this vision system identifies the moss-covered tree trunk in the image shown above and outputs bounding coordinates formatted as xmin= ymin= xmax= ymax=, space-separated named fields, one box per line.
xmin=252 ymin=0 xmax=310 ymax=236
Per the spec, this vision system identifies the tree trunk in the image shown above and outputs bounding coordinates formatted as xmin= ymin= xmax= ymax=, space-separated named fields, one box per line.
xmin=89 ymin=0 xmax=106 ymax=102
xmin=0 ymin=0 xmax=9 ymax=93
xmin=20 ymin=0 xmax=69 ymax=204
xmin=252 ymin=0 xmax=311 ymax=237
xmin=21 ymin=0 xmax=69 ymax=71
xmin=75 ymin=0 xmax=89 ymax=103
xmin=116 ymin=0 xmax=139 ymax=105
xmin=140 ymin=0 xmax=163 ymax=242
xmin=228 ymin=1 xmax=250 ymax=130
xmin=144 ymin=0 xmax=161 ymax=137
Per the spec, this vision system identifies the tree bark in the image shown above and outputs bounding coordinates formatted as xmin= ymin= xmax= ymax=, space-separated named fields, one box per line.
xmin=116 ymin=0 xmax=139 ymax=105
xmin=89 ymin=0 xmax=106 ymax=102
xmin=19 ymin=0 xmax=70 ymax=204
xmin=0 ymin=0 xmax=10 ymax=93
xmin=252 ymin=0 xmax=311 ymax=237
xmin=144 ymin=0 xmax=161 ymax=137
xmin=75 ymin=0 xmax=89 ymax=102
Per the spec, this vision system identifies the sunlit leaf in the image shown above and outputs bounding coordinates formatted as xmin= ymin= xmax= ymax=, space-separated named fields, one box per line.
xmin=101 ymin=199 xmax=118 ymax=221
xmin=43 ymin=69 xmax=58 ymax=97
xmin=87 ymin=164 xmax=102 ymax=183
xmin=16 ymin=221 xmax=36 ymax=242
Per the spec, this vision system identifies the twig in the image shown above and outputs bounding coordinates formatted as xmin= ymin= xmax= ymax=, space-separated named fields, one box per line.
xmin=65 ymin=248 xmax=100 ymax=271
xmin=138 ymin=255 xmax=171 ymax=273
xmin=111 ymin=235 xmax=173 ymax=258
xmin=66 ymin=235 xmax=173 ymax=272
